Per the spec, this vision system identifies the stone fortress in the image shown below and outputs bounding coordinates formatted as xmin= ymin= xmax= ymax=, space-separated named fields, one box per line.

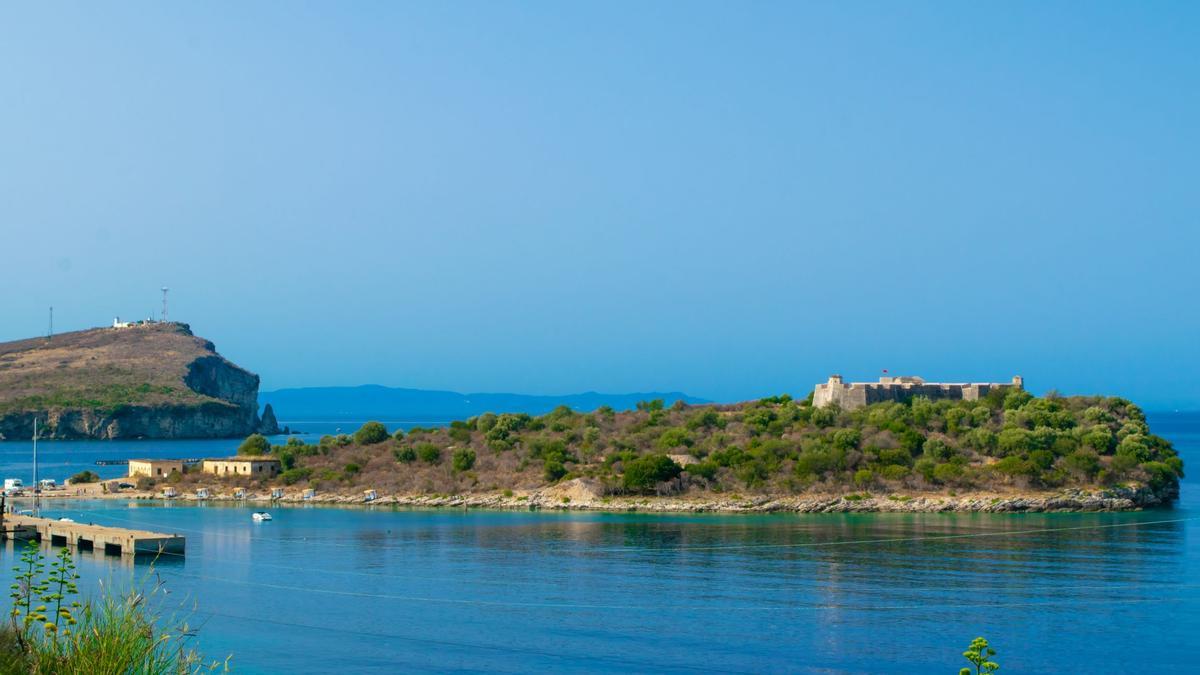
xmin=812 ymin=374 xmax=1023 ymax=410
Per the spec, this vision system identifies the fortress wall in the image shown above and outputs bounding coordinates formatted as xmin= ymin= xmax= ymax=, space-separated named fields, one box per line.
xmin=813 ymin=377 xmax=1018 ymax=410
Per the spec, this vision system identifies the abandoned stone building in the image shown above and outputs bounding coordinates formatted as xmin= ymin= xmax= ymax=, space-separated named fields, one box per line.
xmin=812 ymin=374 xmax=1023 ymax=410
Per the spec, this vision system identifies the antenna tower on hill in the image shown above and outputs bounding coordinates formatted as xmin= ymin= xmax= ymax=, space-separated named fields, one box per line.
xmin=161 ymin=287 xmax=169 ymax=323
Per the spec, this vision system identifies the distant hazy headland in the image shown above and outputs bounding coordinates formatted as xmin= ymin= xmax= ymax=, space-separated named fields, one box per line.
xmin=260 ymin=385 xmax=707 ymax=420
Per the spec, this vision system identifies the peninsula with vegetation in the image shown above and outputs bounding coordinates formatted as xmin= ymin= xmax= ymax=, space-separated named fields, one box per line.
xmin=150 ymin=375 xmax=1183 ymax=513
xmin=0 ymin=322 xmax=279 ymax=440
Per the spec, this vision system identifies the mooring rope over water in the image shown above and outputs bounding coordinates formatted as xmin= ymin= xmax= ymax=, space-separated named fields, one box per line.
xmin=153 ymin=565 xmax=1194 ymax=613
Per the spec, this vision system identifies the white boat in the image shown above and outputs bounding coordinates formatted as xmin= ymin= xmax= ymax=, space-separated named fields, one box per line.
xmin=252 ymin=512 xmax=273 ymax=522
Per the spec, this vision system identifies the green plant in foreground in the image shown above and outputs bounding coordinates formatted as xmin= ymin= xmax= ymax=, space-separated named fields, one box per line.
xmin=959 ymin=636 xmax=999 ymax=675
xmin=5 ymin=541 xmax=225 ymax=673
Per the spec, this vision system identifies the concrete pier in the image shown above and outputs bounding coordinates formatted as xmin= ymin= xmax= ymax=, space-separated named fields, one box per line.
xmin=1 ymin=514 xmax=185 ymax=557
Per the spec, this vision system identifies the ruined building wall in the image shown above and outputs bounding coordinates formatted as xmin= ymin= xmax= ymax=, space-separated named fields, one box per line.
xmin=813 ymin=375 xmax=1023 ymax=410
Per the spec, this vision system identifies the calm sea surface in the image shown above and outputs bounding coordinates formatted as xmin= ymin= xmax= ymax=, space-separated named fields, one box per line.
xmin=0 ymin=413 xmax=1197 ymax=673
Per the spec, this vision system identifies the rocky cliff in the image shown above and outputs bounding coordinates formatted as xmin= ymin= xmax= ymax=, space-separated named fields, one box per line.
xmin=0 ymin=323 xmax=269 ymax=440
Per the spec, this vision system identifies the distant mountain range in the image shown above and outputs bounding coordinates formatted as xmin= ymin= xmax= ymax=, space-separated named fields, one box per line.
xmin=260 ymin=385 xmax=708 ymax=421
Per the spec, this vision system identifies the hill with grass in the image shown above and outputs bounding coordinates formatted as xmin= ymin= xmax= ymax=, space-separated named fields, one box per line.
xmin=0 ymin=322 xmax=273 ymax=439
xmin=198 ymin=389 xmax=1183 ymax=511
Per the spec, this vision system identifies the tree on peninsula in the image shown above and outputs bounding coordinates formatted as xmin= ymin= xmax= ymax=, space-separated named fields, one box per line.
xmin=354 ymin=421 xmax=389 ymax=445
xmin=237 ymin=433 xmax=270 ymax=455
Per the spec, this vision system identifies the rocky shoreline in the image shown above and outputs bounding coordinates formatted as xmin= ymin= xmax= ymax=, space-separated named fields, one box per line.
xmin=87 ymin=479 xmax=1173 ymax=514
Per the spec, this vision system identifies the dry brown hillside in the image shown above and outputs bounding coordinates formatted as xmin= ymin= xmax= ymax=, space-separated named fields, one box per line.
xmin=0 ymin=322 xmax=267 ymax=439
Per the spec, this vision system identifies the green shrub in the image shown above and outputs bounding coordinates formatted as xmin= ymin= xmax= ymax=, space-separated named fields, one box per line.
xmin=393 ymin=446 xmax=417 ymax=463
xmin=1028 ymin=449 xmax=1055 ymax=470
xmin=452 ymin=448 xmax=476 ymax=472
xmin=1110 ymin=453 xmax=1138 ymax=475
xmin=636 ymin=399 xmax=665 ymax=412
xmin=993 ymin=456 xmax=1036 ymax=478
xmin=876 ymin=448 xmax=912 ymax=467
xmin=831 ymin=429 xmax=861 ymax=451
xmin=922 ymin=438 xmax=955 ymax=461
xmin=735 ymin=460 xmax=770 ymax=487
xmin=914 ymin=458 xmax=937 ymax=482
xmin=996 ymin=428 xmax=1032 ymax=456
xmin=280 ymin=467 xmax=313 ymax=485
xmin=686 ymin=408 xmax=723 ymax=430
xmin=354 ymin=421 xmax=390 ymax=445
xmin=656 ymin=427 xmax=692 ymax=449
xmin=932 ymin=462 xmax=965 ymax=485
xmin=238 ymin=433 xmax=270 ymax=455
xmin=416 ymin=443 xmax=442 ymax=464
xmin=543 ymin=460 xmax=567 ymax=482
xmin=622 ymin=454 xmax=682 ymax=492
xmin=1141 ymin=461 xmax=1180 ymax=491
xmin=69 ymin=470 xmax=99 ymax=484
xmin=475 ymin=413 xmax=498 ymax=432
xmin=743 ymin=407 xmax=777 ymax=433
xmin=688 ymin=460 xmax=719 ymax=480
xmin=344 ymin=463 xmax=361 ymax=474
xmin=897 ymin=428 xmax=925 ymax=455
xmin=1081 ymin=427 xmax=1114 ymax=454
xmin=795 ymin=444 xmax=844 ymax=478
xmin=1063 ymin=449 xmax=1101 ymax=478
xmin=1116 ymin=434 xmax=1152 ymax=462
xmin=277 ymin=450 xmax=297 ymax=471
xmin=1003 ymin=390 xmax=1034 ymax=410
xmin=963 ymin=428 xmax=998 ymax=453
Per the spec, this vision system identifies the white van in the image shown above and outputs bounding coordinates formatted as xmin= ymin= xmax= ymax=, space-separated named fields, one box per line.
xmin=4 ymin=478 xmax=24 ymax=494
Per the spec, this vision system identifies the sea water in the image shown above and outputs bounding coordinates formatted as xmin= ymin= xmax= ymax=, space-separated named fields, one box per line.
xmin=0 ymin=414 xmax=1196 ymax=673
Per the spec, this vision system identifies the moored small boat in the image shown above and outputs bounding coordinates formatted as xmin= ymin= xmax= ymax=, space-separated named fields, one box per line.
xmin=252 ymin=512 xmax=273 ymax=522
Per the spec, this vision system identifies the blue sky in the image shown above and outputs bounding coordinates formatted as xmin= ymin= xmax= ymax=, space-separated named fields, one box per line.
xmin=1 ymin=2 xmax=1197 ymax=407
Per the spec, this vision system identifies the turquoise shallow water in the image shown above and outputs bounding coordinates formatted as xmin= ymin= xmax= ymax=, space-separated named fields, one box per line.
xmin=0 ymin=413 xmax=1197 ymax=673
